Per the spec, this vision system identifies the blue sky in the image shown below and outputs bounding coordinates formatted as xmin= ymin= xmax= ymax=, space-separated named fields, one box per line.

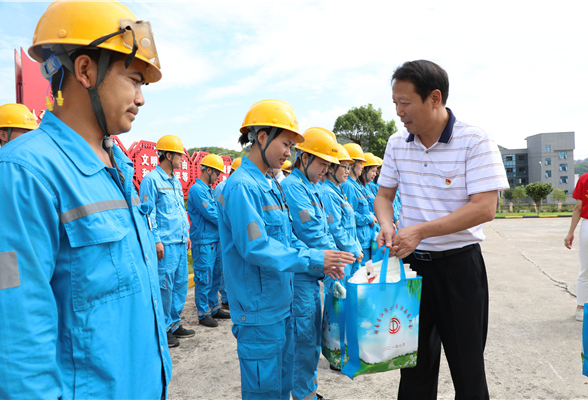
xmin=1 ymin=0 xmax=587 ymax=159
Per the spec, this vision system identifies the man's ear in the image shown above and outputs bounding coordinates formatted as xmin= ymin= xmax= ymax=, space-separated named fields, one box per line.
xmin=430 ymin=89 xmax=443 ymax=108
xmin=74 ymin=54 xmax=97 ymax=89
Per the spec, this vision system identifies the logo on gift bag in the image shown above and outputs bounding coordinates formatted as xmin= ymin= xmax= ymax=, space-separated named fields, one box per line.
xmin=389 ymin=318 xmax=401 ymax=334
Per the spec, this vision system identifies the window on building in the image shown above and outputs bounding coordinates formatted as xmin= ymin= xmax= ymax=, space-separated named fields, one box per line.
xmin=518 ymin=155 xmax=526 ymax=161
xmin=560 ymin=176 xmax=568 ymax=184
xmin=564 ymin=190 xmax=569 ymax=195
xmin=522 ymin=178 xmax=527 ymax=184
xmin=505 ymin=155 xmax=513 ymax=161
xmin=508 ymin=178 xmax=513 ymax=185
xmin=560 ymin=164 xmax=568 ymax=172
xmin=545 ymin=158 xmax=551 ymax=166
xmin=545 ymin=170 xmax=551 ymax=178
xmin=518 ymin=167 xmax=526 ymax=173
xmin=506 ymin=167 xmax=513 ymax=173
xmin=559 ymin=151 xmax=568 ymax=159
xmin=545 ymin=145 xmax=551 ymax=152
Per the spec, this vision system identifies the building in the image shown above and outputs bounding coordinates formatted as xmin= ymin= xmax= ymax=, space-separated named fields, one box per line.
xmin=500 ymin=131 xmax=574 ymax=201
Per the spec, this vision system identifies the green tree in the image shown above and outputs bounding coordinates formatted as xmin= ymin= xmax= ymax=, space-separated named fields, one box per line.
xmin=187 ymin=145 xmax=251 ymax=160
xmin=551 ymin=188 xmax=567 ymax=204
xmin=332 ymin=104 xmax=397 ymax=158
xmin=525 ymin=182 xmax=553 ymax=214
xmin=575 ymin=160 xmax=588 ymax=175
xmin=512 ymin=185 xmax=527 ymax=206
xmin=503 ymin=188 xmax=514 ymax=202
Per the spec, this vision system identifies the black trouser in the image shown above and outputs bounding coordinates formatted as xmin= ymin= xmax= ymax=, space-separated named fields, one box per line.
xmin=398 ymin=244 xmax=489 ymax=400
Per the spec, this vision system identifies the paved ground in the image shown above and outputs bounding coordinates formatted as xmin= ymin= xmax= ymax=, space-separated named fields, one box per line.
xmin=168 ymin=218 xmax=588 ymax=399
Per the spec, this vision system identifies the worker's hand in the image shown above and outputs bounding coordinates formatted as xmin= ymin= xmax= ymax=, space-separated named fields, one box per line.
xmin=187 ymin=238 xmax=192 ymax=252
xmin=390 ymin=225 xmax=423 ymax=259
xmin=564 ymin=233 xmax=574 ymax=249
xmin=156 ymin=242 xmax=164 ymax=259
xmin=357 ymin=251 xmax=364 ymax=263
xmin=323 ymin=250 xmax=355 ymax=280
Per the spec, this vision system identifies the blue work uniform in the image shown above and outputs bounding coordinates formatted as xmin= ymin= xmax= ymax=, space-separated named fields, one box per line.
xmin=213 ymin=179 xmax=228 ymax=305
xmin=0 ymin=111 xmax=171 ymax=399
xmin=341 ymin=176 xmax=375 ymax=262
xmin=187 ymin=179 xmax=223 ymax=319
xmin=139 ymin=165 xmax=190 ymax=333
xmin=319 ymin=178 xmax=362 ymax=276
xmin=218 ymin=157 xmax=325 ymax=400
xmin=282 ymin=169 xmax=337 ymax=400
xmin=362 ymin=181 xmax=376 ymax=213
xmin=393 ymin=189 xmax=402 ymax=223
xmin=368 ymin=180 xmax=379 ymax=197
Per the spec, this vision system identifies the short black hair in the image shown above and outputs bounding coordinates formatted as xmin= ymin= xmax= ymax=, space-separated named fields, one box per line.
xmin=391 ymin=60 xmax=449 ymax=105
xmin=238 ymin=127 xmax=284 ymax=147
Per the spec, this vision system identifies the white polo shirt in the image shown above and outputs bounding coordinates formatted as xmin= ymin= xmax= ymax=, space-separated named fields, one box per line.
xmin=378 ymin=109 xmax=509 ymax=251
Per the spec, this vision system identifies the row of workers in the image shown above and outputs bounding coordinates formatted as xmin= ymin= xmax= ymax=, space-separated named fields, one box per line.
xmin=216 ymin=98 xmax=399 ymax=400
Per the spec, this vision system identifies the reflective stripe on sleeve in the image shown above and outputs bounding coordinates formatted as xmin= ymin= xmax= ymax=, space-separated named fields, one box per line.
xmin=327 ymin=213 xmax=334 ymax=224
xmin=247 ymin=221 xmax=262 ymax=241
xmin=132 ymin=196 xmax=141 ymax=206
xmin=262 ymin=204 xmax=285 ymax=212
xmin=299 ymin=209 xmax=311 ymax=224
xmin=60 ymin=199 xmax=130 ymax=223
xmin=218 ymin=194 xmax=225 ymax=207
xmin=0 ymin=251 xmax=20 ymax=290
xmin=202 ymin=201 xmax=209 ymax=209
xmin=142 ymin=194 xmax=148 ymax=202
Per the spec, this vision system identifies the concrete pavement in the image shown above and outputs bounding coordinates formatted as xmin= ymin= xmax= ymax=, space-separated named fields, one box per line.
xmin=168 ymin=218 xmax=588 ymax=399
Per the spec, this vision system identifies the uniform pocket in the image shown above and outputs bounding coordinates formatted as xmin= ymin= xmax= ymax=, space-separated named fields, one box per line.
xmin=64 ymin=208 xmax=141 ymax=311
xmin=263 ymin=209 xmax=285 ymax=242
xmin=237 ymin=341 xmax=280 ymax=393
xmin=293 ymin=314 xmax=316 ymax=342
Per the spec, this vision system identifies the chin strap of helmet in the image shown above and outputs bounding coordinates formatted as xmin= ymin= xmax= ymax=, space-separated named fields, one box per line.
xmin=295 ymin=149 xmax=315 ymax=182
xmin=329 ymin=163 xmax=341 ymax=184
xmin=248 ymin=126 xmax=282 ymax=169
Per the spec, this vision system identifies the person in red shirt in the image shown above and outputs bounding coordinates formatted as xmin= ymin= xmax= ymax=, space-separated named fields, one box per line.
xmin=564 ymin=172 xmax=588 ymax=321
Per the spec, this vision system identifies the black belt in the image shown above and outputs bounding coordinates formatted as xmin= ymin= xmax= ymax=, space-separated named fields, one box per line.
xmin=411 ymin=244 xmax=478 ymax=262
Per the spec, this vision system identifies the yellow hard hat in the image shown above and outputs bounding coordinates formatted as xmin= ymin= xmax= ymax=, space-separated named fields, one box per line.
xmin=201 ymin=154 xmax=225 ymax=173
xmin=29 ymin=0 xmax=161 ymax=83
xmin=374 ymin=156 xmax=383 ymax=166
xmin=240 ymin=99 xmax=303 ymax=143
xmin=336 ymin=143 xmax=353 ymax=163
xmin=281 ymin=159 xmax=292 ymax=172
xmin=155 ymin=135 xmax=184 ymax=154
xmin=295 ymin=127 xmax=340 ymax=165
xmin=362 ymin=152 xmax=379 ymax=167
xmin=343 ymin=143 xmax=366 ymax=162
xmin=0 ymin=104 xmax=38 ymax=130
xmin=231 ymin=157 xmax=242 ymax=171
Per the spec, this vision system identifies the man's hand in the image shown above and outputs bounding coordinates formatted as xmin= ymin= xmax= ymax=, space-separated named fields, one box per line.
xmin=357 ymin=251 xmax=364 ymax=263
xmin=187 ymin=238 xmax=192 ymax=251
xmin=376 ymin=222 xmax=396 ymax=249
xmin=391 ymin=225 xmax=423 ymax=259
xmin=323 ymin=250 xmax=356 ymax=280
xmin=156 ymin=242 xmax=164 ymax=259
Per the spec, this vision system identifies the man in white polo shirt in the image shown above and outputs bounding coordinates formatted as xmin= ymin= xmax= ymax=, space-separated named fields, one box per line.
xmin=375 ymin=60 xmax=508 ymax=399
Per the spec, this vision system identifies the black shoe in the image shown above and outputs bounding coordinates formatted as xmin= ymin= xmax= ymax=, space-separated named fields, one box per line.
xmin=174 ymin=325 xmax=195 ymax=338
xmin=221 ymin=302 xmax=230 ymax=310
xmin=213 ymin=309 xmax=231 ymax=319
xmin=167 ymin=330 xmax=179 ymax=348
xmin=199 ymin=315 xmax=218 ymax=327
xmin=316 ymin=394 xmax=324 ymax=400
xmin=329 ymin=364 xmax=341 ymax=371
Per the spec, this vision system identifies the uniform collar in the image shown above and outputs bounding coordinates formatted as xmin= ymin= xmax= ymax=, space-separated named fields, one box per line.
xmin=195 ymin=177 xmax=213 ymax=192
xmin=324 ymin=179 xmax=344 ymax=197
xmin=42 ymin=111 xmax=110 ymax=176
xmin=406 ymin=107 xmax=456 ymax=144
xmin=290 ymin=168 xmax=316 ymax=191
xmin=241 ymin=156 xmax=273 ymax=193
xmin=154 ymin=164 xmax=176 ymax=182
